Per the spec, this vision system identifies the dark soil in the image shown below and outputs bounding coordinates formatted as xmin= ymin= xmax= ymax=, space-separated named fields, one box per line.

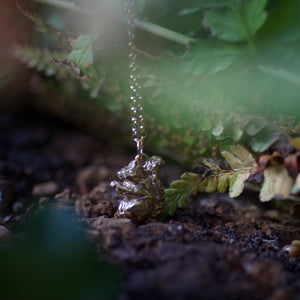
xmin=1 ymin=111 xmax=300 ymax=300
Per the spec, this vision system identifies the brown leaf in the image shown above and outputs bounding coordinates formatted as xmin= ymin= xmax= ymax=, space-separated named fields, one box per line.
xmin=284 ymin=153 xmax=300 ymax=179
xmin=257 ymin=152 xmax=283 ymax=169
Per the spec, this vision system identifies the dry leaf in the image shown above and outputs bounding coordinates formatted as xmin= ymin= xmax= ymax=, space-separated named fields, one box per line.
xmin=229 ymin=172 xmax=250 ymax=198
xmin=257 ymin=152 xmax=283 ymax=169
xmin=284 ymin=153 xmax=300 ymax=179
xmin=259 ymin=164 xmax=293 ymax=202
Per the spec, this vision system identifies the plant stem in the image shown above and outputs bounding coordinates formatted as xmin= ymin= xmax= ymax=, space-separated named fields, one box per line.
xmin=259 ymin=65 xmax=300 ymax=87
xmin=32 ymin=0 xmax=79 ymax=11
xmin=31 ymin=0 xmax=195 ymax=46
xmin=134 ymin=19 xmax=195 ymax=47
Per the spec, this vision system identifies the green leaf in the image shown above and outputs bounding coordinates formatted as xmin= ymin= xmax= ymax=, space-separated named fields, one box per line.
xmin=203 ymin=0 xmax=268 ymax=42
xmin=217 ymin=174 xmax=230 ymax=193
xmin=222 ymin=151 xmax=243 ymax=169
xmin=227 ymin=115 xmax=251 ymax=141
xmin=198 ymin=177 xmax=208 ymax=192
xmin=164 ymin=172 xmax=202 ymax=215
xmin=165 ymin=189 xmax=180 ymax=215
xmin=181 ymin=40 xmax=246 ymax=76
xmin=211 ymin=121 xmax=225 ymax=137
xmin=68 ymin=34 xmax=95 ymax=70
xmin=245 ymin=118 xmax=267 ymax=136
xmin=177 ymin=193 xmax=188 ymax=208
xmin=205 ymin=177 xmax=218 ymax=193
xmin=16 ymin=2 xmax=73 ymax=50
xmin=257 ymin=0 xmax=300 ymax=43
xmin=250 ymin=127 xmax=280 ymax=153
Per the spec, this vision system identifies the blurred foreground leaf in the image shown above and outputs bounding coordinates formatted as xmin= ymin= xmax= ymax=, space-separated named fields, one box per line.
xmin=0 ymin=209 xmax=120 ymax=300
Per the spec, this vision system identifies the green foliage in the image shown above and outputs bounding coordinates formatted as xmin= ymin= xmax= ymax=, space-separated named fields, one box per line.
xmin=0 ymin=209 xmax=120 ymax=299
xmin=14 ymin=45 xmax=69 ymax=76
xmin=16 ymin=1 xmax=73 ymax=49
xmin=165 ymin=145 xmax=258 ymax=215
xmin=181 ymin=40 xmax=247 ymax=76
xmin=203 ymin=0 xmax=268 ymax=42
xmin=18 ymin=0 xmax=300 ymax=118
xmin=68 ymin=34 xmax=95 ymax=70
xmin=165 ymin=172 xmax=202 ymax=215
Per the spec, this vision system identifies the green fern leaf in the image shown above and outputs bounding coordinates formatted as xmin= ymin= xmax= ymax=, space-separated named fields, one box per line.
xmin=165 ymin=172 xmax=202 ymax=215
xmin=165 ymin=145 xmax=259 ymax=216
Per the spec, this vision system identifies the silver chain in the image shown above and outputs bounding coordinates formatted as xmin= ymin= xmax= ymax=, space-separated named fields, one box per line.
xmin=124 ymin=0 xmax=146 ymax=155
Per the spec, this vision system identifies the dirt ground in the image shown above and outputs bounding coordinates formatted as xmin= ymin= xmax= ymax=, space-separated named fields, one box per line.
xmin=1 ymin=110 xmax=300 ymax=300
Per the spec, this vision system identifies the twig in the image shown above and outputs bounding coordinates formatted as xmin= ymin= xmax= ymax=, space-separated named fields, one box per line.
xmin=31 ymin=0 xmax=195 ymax=46
xmin=32 ymin=0 xmax=79 ymax=11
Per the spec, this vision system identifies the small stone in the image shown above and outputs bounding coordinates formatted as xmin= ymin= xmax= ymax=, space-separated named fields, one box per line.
xmin=3 ymin=215 xmax=12 ymax=223
xmin=283 ymin=240 xmax=300 ymax=257
xmin=75 ymin=185 xmax=119 ymax=218
xmin=12 ymin=201 xmax=24 ymax=214
xmin=76 ymin=166 xmax=110 ymax=194
xmin=86 ymin=216 xmax=136 ymax=249
xmin=32 ymin=181 xmax=58 ymax=196
xmin=55 ymin=189 xmax=77 ymax=206
xmin=0 ymin=225 xmax=12 ymax=241
xmin=39 ymin=197 xmax=50 ymax=206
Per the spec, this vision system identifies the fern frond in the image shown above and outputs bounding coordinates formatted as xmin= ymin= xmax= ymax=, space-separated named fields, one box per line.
xmin=165 ymin=144 xmax=300 ymax=215
xmin=165 ymin=145 xmax=259 ymax=215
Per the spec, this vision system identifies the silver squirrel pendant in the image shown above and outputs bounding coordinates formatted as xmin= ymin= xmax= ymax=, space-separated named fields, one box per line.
xmin=111 ymin=1 xmax=165 ymax=224
xmin=110 ymin=153 xmax=165 ymax=224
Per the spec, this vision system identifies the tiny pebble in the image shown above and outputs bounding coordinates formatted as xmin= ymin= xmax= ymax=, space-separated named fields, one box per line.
xmin=0 ymin=225 xmax=12 ymax=241
xmin=32 ymin=181 xmax=58 ymax=196
xmin=12 ymin=201 xmax=24 ymax=214
xmin=39 ymin=197 xmax=50 ymax=206
xmin=283 ymin=240 xmax=300 ymax=257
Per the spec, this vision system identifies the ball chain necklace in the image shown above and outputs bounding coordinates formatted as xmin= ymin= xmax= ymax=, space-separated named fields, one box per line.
xmin=110 ymin=0 xmax=165 ymax=225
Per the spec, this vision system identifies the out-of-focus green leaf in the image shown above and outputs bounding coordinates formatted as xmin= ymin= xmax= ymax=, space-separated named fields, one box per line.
xmin=250 ymin=127 xmax=281 ymax=153
xmin=0 ymin=209 xmax=120 ymax=300
xmin=68 ymin=34 xmax=94 ymax=70
xmin=181 ymin=40 xmax=247 ymax=75
xmin=258 ymin=0 xmax=300 ymax=44
xmin=203 ymin=0 xmax=268 ymax=42
xmin=16 ymin=2 xmax=73 ymax=49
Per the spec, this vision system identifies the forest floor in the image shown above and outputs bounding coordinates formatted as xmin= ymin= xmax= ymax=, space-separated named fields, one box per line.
xmin=1 ymin=110 xmax=300 ymax=300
